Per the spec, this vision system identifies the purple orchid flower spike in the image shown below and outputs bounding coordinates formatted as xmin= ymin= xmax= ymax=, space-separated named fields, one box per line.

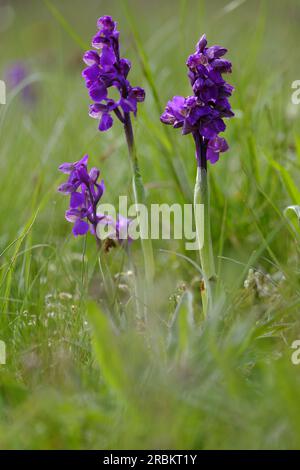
xmin=58 ymin=155 xmax=105 ymax=238
xmin=160 ymin=34 xmax=235 ymax=315
xmin=58 ymin=155 xmax=132 ymax=248
xmin=160 ymin=34 xmax=234 ymax=166
xmin=81 ymin=15 xmax=154 ymax=288
xmin=82 ymin=15 xmax=145 ymax=132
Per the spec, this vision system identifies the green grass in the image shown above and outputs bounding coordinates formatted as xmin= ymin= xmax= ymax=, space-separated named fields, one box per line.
xmin=1 ymin=0 xmax=300 ymax=449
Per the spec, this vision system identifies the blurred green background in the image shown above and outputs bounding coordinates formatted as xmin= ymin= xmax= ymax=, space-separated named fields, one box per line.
xmin=1 ymin=0 xmax=300 ymax=449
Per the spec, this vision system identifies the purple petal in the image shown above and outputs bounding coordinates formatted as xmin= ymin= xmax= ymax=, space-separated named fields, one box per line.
xmin=206 ymin=136 xmax=229 ymax=164
xmin=65 ymin=209 xmax=80 ymax=223
xmin=57 ymin=182 xmax=74 ymax=194
xmin=89 ymin=167 xmax=100 ymax=182
xmin=116 ymin=215 xmax=132 ymax=242
xmin=89 ymin=84 xmax=107 ymax=102
xmin=187 ymin=53 xmax=208 ymax=69
xmin=82 ymin=64 xmax=100 ymax=82
xmin=207 ymin=148 xmax=220 ymax=164
xmin=70 ymin=192 xmax=85 ymax=209
xmin=185 ymin=96 xmax=197 ymax=107
xmin=130 ymin=87 xmax=145 ymax=103
xmin=208 ymin=136 xmax=229 ymax=153
xmin=95 ymin=180 xmax=105 ymax=202
xmin=72 ymin=219 xmax=89 ymax=237
xmin=200 ymin=124 xmax=217 ymax=139
xmin=213 ymin=118 xmax=226 ymax=133
xmin=58 ymin=162 xmax=73 ymax=174
xmin=219 ymin=83 xmax=234 ymax=97
xmin=120 ymin=97 xmax=136 ymax=113
xmin=206 ymin=46 xmax=228 ymax=60
xmin=89 ymin=103 xmax=103 ymax=119
xmin=76 ymin=165 xmax=90 ymax=184
xmin=196 ymin=34 xmax=207 ymax=53
xmin=99 ymin=113 xmax=113 ymax=131
xmin=92 ymin=32 xmax=108 ymax=49
xmin=211 ymin=59 xmax=232 ymax=73
xmin=83 ymin=51 xmax=100 ymax=66
xmin=208 ymin=69 xmax=225 ymax=85
xmin=100 ymin=46 xmax=115 ymax=68
xmin=106 ymin=98 xmax=119 ymax=111
xmin=75 ymin=154 xmax=89 ymax=168
xmin=160 ymin=111 xmax=176 ymax=125
xmin=169 ymin=96 xmax=186 ymax=115
xmin=97 ymin=16 xmax=116 ymax=32
xmin=120 ymin=58 xmax=131 ymax=77
xmin=188 ymin=105 xmax=210 ymax=125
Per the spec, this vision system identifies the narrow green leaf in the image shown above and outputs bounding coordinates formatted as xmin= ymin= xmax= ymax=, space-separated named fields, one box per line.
xmin=168 ymin=290 xmax=194 ymax=358
xmin=87 ymin=302 xmax=128 ymax=396
xmin=271 ymin=160 xmax=300 ymax=204
xmin=43 ymin=0 xmax=89 ymax=50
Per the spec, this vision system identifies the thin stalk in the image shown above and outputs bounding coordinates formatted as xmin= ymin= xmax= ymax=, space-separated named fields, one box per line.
xmin=193 ymin=131 xmax=216 ymax=316
xmin=126 ymin=244 xmax=143 ymax=321
xmin=123 ymin=112 xmax=155 ymax=292
xmin=87 ymin=185 xmax=101 ymax=249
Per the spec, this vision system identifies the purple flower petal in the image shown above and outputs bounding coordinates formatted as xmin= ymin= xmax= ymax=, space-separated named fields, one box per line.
xmin=213 ymin=118 xmax=226 ymax=133
xmin=89 ymin=103 xmax=103 ymax=119
xmin=76 ymin=154 xmax=89 ymax=167
xmin=83 ymin=51 xmax=100 ymax=66
xmin=57 ymin=182 xmax=74 ymax=194
xmin=99 ymin=113 xmax=113 ymax=131
xmin=97 ymin=16 xmax=116 ymax=33
xmin=200 ymin=124 xmax=217 ymax=139
xmin=120 ymin=58 xmax=131 ymax=77
xmin=58 ymin=162 xmax=74 ymax=174
xmin=120 ymin=97 xmax=136 ymax=113
xmin=95 ymin=180 xmax=105 ymax=202
xmin=206 ymin=46 xmax=227 ymax=59
xmin=211 ymin=59 xmax=232 ymax=73
xmin=116 ymin=215 xmax=132 ymax=242
xmin=89 ymin=84 xmax=107 ymax=102
xmin=207 ymin=136 xmax=229 ymax=164
xmin=92 ymin=32 xmax=108 ymax=49
xmin=196 ymin=34 xmax=207 ymax=53
xmin=65 ymin=209 xmax=80 ymax=223
xmin=89 ymin=167 xmax=100 ymax=182
xmin=70 ymin=191 xmax=85 ymax=209
xmin=100 ymin=46 xmax=115 ymax=68
xmin=72 ymin=219 xmax=89 ymax=237
xmin=130 ymin=87 xmax=145 ymax=103
xmin=82 ymin=64 xmax=100 ymax=82
xmin=76 ymin=165 xmax=90 ymax=185
xmin=207 ymin=148 xmax=220 ymax=164
xmin=160 ymin=111 xmax=176 ymax=125
xmin=208 ymin=136 xmax=229 ymax=153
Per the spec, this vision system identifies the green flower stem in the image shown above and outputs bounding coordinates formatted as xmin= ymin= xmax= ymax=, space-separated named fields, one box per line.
xmin=193 ymin=132 xmax=216 ymax=316
xmin=123 ymin=113 xmax=155 ymax=291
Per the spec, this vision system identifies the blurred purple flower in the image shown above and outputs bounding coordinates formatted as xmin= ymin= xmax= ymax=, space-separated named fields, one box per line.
xmin=97 ymin=213 xmax=133 ymax=245
xmin=82 ymin=15 xmax=145 ymax=132
xmin=160 ymin=34 xmax=234 ymax=166
xmin=5 ymin=61 xmax=36 ymax=103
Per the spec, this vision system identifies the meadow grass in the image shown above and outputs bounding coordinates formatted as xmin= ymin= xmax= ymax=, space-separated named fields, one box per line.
xmin=1 ymin=0 xmax=300 ymax=449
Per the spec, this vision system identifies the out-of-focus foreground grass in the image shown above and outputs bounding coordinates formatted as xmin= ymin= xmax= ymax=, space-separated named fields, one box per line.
xmin=1 ymin=0 xmax=300 ymax=449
